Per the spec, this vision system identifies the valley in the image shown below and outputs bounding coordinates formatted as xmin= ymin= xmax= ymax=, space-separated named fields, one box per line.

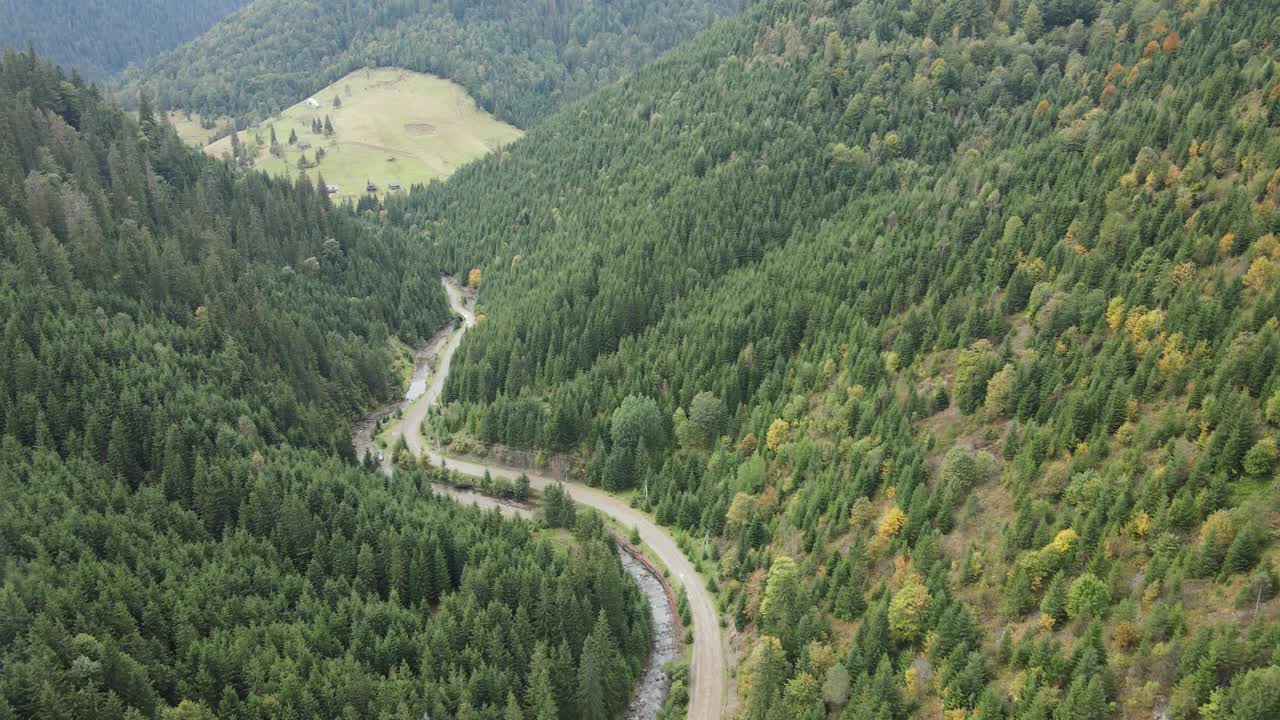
xmin=2 ymin=0 xmax=1280 ymax=717
xmin=353 ymin=276 xmax=727 ymax=719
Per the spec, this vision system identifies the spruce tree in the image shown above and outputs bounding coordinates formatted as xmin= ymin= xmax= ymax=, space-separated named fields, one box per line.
xmin=1040 ymin=572 xmax=1068 ymax=627
xmin=576 ymin=612 xmax=613 ymax=720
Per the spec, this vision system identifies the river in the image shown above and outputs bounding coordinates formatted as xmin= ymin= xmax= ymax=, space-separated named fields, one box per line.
xmin=351 ymin=276 xmax=722 ymax=718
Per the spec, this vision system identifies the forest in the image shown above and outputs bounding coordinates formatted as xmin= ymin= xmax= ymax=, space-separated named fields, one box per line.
xmin=112 ymin=0 xmax=738 ymax=131
xmin=0 ymin=51 xmax=652 ymax=719
xmin=389 ymin=0 xmax=1280 ymax=717
xmin=0 ymin=0 xmax=250 ymax=78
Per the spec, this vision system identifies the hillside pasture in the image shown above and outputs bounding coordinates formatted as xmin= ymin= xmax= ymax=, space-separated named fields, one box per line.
xmin=204 ymin=67 xmax=522 ymax=196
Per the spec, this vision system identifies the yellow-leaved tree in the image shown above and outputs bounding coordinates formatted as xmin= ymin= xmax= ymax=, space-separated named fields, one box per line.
xmin=766 ymin=418 xmax=789 ymax=452
xmin=468 ymin=267 xmax=482 ymax=289
xmin=877 ymin=506 xmax=906 ymax=541
xmin=888 ymin=572 xmax=930 ymax=643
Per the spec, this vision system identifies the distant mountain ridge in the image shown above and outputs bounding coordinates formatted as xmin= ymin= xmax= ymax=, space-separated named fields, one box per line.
xmin=115 ymin=0 xmax=738 ymax=129
xmin=0 ymin=0 xmax=250 ymax=77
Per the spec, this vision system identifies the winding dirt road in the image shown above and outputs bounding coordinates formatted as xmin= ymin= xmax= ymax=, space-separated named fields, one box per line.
xmin=397 ymin=277 xmax=729 ymax=720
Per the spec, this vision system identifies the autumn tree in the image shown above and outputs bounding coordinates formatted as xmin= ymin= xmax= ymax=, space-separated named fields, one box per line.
xmin=888 ymin=572 xmax=930 ymax=643
xmin=766 ymin=418 xmax=789 ymax=452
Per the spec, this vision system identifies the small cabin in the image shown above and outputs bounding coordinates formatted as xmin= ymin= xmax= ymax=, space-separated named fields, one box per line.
xmin=388 ymin=182 xmax=401 ymax=191
xmin=298 ymin=141 xmax=312 ymax=150
xmin=305 ymin=98 xmax=321 ymax=109
xmin=366 ymin=182 xmax=378 ymax=192
xmin=325 ymin=184 xmax=339 ymax=194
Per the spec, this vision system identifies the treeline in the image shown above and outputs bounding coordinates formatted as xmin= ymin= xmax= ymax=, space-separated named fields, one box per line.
xmin=114 ymin=0 xmax=736 ymax=130
xmin=0 ymin=51 xmax=649 ymax=719
xmin=0 ymin=0 xmax=250 ymax=77
xmin=389 ymin=0 xmax=1280 ymax=717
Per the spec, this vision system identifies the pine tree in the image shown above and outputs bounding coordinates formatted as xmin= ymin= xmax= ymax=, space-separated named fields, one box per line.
xmin=576 ymin=611 xmax=614 ymax=720
xmin=1040 ymin=572 xmax=1068 ymax=627
xmin=504 ymin=691 xmax=523 ymax=720
xmin=761 ymin=556 xmax=803 ymax=654
xmin=1022 ymin=1 xmax=1044 ymax=41
xmin=525 ymin=643 xmax=559 ymax=720
xmin=746 ymin=636 xmax=790 ymax=720
xmin=1004 ymin=567 xmax=1034 ymax=619
xmin=137 ymin=90 xmax=156 ymax=140
xmin=161 ymin=425 xmax=189 ymax=505
xmin=107 ymin=416 xmax=140 ymax=485
xmin=1219 ymin=522 xmax=1260 ymax=577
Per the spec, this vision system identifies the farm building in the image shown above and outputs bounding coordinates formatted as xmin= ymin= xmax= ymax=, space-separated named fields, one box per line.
xmin=305 ymin=98 xmax=321 ymax=109
xmin=298 ymin=141 xmax=311 ymax=150
xmin=366 ymin=181 xmax=378 ymax=192
xmin=325 ymin=184 xmax=339 ymax=194
xmin=388 ymin=182 xmax=401 ymax=190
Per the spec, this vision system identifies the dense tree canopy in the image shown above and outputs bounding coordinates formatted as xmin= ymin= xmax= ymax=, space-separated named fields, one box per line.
xmin=0 ymin=51 xmax=651 ymax=719
xmin=114 ymin=0 xmax=737 ymax=129
xmin=387 ymin=0 xmax=1280 ymax=716
xmin=0 ymin=0 xmax=249 ymax=78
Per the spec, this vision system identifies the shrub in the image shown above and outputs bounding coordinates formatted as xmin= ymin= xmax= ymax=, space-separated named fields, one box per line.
xmin=1066 ymin=573 xmax=1110 ymax=620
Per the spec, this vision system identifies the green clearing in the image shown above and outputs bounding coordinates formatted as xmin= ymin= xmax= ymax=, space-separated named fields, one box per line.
xmin=204 ymin=68 xmax=522 ymax=197
xmin=164 ymin=110 xmax=232 ymax=147
xmin=387 ymin=336 xmax=418 ymax=388
xmin=130 ymin=110 xmax=232 ymax=147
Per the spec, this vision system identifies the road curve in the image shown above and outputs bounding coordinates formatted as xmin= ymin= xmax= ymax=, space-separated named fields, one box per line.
xmin=397 ymin=277 xmax=728 ymax=720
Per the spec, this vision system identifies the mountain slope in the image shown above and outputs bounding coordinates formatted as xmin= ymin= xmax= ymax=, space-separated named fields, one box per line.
xmin=395 ymin=0 xmax=1280 ymax=716
xmin=0 ymin=0 xmax=249 ymax=77
xmin=115 ymin=0 xmax=737 ymax=129
xmin=0 ymin=51 xmax=651 ymax=719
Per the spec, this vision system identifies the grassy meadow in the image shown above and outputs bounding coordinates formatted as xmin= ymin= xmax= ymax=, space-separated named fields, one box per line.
xmin=163 ymin=111 xmax=233 ymax=147
xmin=204 ymin=68 xmax=523 ymax=197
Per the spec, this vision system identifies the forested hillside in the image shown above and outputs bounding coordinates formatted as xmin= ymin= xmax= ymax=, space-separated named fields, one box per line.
xmin=0 ymin=51 xmax=651 ymax=719
xmin=0 ymin=0 xmax=249 ymax=78
xmin=395 ymin=0 xmax=1280 ymax=717
xmin=115 ymin=0 xmax=736 ymax=130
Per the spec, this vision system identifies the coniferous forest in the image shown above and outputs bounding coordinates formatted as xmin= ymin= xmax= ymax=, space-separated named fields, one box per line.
xmin=0 ymin=52 xmax=652 ymax=719
xmin=2 ymin=0 xmax=1280 ymax=718
xmin=0 ymin=0 xmax=251 ymax=78
xmin=112 ymin=0 xmax=738 ymax=130
xmin=390 ymin=0 xmax=1280 ymax=716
